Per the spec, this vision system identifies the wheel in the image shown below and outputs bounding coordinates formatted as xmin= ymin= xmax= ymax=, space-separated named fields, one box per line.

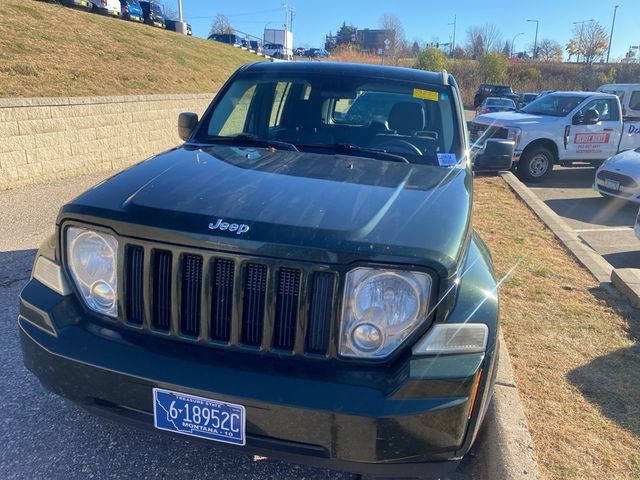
xmin=517 ymin=146 xmax=554 ymax=182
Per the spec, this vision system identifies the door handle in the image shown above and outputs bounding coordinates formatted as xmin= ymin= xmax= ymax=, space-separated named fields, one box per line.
xmin=604 ymin=128 xmax=614 ymax=131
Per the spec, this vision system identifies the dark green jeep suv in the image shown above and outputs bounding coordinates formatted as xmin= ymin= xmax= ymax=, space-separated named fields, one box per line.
xmin=18 ymin=61 xmax=514 ymax=479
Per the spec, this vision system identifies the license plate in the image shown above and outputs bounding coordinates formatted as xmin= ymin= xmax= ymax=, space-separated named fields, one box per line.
xmin=153 ymin=388 xmax=246 ymax=446
xmin=604 ymin=178 xmax=620 ymax=191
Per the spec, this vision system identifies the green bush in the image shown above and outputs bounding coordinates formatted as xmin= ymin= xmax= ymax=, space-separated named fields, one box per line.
xmin=414 ymin=47 xmax=448 ymax=72
xmin=479 ymin=52 xmax=509 ymax=83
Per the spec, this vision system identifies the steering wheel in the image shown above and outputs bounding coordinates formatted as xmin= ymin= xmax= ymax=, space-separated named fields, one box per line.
xmin=374 ymin=139 xmax=423 ymax=157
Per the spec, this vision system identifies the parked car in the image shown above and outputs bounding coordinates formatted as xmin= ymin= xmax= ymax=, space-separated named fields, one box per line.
xmin=473 ymin=83 xmax=518 ymax=108
xmin=119 ymin=0 xmax=143 ymax=22
xmin=597 ymin=83 xmax=640 ymax=120
xmin=59 ymin=0 xmax=92 ymax=11
xmin=537 ymin=89 xmax=556 ymax=98
xmin=139 ymin=0 xmax=164 ymax=28
xmin=294 ymin=47 xmax=306 ymax=56
xmin=263 ymin=43 xmax=290 ymax=59
xmin=593 ymin=148 xmax=640 ymax=202
xmin=516 ymin=92 xmax=538 ymax=109
xmin=249 ymin=40 xmax=262 ymax=53
xmin=470 ymin=91 xmax=634 ymax=182
xmin=164 ymin=18 xmax=192 ymax=35
xmin=89 ymin=0 xmax=121 ymax=17
xmin=304 ymin=48 xmax=330 ymax=58
xmin=476 ymin=97 xmax=517 ymax=115
xmin=208 ymin=34 xmax=243 ymax=47
xmin=18 ymin=61 xmax=514 ymax=480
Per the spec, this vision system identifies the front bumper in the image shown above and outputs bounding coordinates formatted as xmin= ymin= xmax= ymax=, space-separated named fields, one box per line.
xmin=95 ymin=6 xmax=121 ymax=16
xmin=18 ymin=278 xmax=497 ymax=478
xmin=593 ymin=171 xmax=640 ymax=203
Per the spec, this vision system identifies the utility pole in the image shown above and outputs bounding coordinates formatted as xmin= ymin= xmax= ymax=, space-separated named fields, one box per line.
xmin=606 ymin=5 xmax=619 ymax=63
xmin=527 ymin=19 xmax=539 ymax=59
xmin=177 ymin=0 xmax=182 ymax=22
xmin=448 ymin=15 xmax=457 ymax=57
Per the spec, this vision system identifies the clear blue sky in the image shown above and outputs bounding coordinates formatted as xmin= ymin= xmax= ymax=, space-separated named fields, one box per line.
xmin=169 ymin=0 xmax=636 ymax=60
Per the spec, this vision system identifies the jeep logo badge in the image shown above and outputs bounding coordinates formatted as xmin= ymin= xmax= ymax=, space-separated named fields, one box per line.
xmin=208 ymin=218 xmax=250 ymax=235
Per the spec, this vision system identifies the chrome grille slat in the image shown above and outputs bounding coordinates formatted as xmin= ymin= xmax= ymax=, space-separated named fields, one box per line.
xmin=180 ymin=254 xmax=203 ymax=336
xmin=210 ymin=258 xmax=234 ymax=341
xmin=151 ymin=250 xmax=172 ymax=331
xmin=241 ymin=263 xmax=267 ymax=346
xmin=125 ymin=245 xmax=144 ymax=325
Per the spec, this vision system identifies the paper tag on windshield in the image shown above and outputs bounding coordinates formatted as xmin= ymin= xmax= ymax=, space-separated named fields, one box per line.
xmin=413 ymin=88 xmax=439 ymax=102
xmin=437 ymin=153 xmax=458 ymax=167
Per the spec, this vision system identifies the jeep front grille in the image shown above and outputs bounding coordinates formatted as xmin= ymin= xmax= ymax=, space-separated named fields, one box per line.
xmin=121 ymin=243 xmax=337 ymax=358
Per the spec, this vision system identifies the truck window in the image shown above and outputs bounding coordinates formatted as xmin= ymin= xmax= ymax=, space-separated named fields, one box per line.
xmin=629 ymin=91 xmax=640 ymax=111
xmin=578 ymin=99 xmax=620 ymax=122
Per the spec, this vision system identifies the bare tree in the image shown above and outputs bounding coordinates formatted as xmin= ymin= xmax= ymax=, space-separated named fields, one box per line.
xmin=464 ymin=23 xmax=503 ymax=58
xmin=536 ymin=39 xmax=563 ymax=62
xmin=566 ymin=21 xmax=608 ymax=64
xmin=158 ymin=1 xmax=178 ymax=20
xmin=209 ymin=13 xmax=233 ymax=37
xmin=379 ymin=13 xmax=406 ymax=64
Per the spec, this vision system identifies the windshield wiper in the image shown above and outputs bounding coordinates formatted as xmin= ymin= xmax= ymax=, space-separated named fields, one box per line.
xmin=198 ymin=134 xmax=299 ymax=151
xmin=297 ymin=143 xmax=410 ymax=164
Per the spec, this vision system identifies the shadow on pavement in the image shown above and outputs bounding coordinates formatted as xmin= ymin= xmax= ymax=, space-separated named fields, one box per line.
xmin=544 ymin=196 xmax=636 ymax=227
xmin=0 ymin=248 xmax=37 ymax=288
xmin=524 ymin=167 xmax=596 ymax=189
xmin=566 ymin=287 xmax=640 ymax=438
xmin=603 ymin=250 xmax=640 ymax=269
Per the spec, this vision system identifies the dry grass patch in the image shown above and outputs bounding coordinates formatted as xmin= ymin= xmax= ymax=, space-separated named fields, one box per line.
xmin=0 ymin=0 xmax=262 ymax=97
xmin=473 ymin=176 xmax=639 ymax=479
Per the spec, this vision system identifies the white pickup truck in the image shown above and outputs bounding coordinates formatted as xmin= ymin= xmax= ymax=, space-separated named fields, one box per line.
xmin=470 ymin=91 xmax=640 ymax=181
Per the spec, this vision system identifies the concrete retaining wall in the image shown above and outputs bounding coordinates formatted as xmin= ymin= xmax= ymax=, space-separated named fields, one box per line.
xmin=0 ymin=93 xmax=214 ymax=190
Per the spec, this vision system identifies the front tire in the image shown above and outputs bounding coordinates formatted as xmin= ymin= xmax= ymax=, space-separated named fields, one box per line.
xmin=517 ymin=146 xmax=555 ymax=182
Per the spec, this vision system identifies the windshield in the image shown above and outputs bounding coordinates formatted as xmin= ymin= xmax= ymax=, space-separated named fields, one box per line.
xmin=486 ymin=98 xmax=515 ymax=107
xmin=193 ymin=72 xmax=461 ymax=166
xmin=151 ymin=3 xmax=163 ymax=15
xmin=495 ymin=86 xmax=512 ymax=95
xmin=522 ymin=94 xmax=588 ymax=117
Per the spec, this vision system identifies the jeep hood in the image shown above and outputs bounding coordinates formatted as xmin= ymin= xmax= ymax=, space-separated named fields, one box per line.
xmin=62 ymin=146 xmax=473 ymax=277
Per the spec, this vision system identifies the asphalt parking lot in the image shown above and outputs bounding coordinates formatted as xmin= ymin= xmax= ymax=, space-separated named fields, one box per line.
xmin=0 ymin=173 xmax=490 ymax=479
xmin=524 ymin=166 xmax=640 ymax=269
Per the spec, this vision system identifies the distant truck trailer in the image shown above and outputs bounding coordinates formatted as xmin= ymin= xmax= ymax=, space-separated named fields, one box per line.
xmin=263 ymin=28 xmax=293 ymax=60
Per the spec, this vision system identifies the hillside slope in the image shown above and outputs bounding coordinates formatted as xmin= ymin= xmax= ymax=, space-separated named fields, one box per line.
xmin=0 ymin=0 xmax=264 ymax=97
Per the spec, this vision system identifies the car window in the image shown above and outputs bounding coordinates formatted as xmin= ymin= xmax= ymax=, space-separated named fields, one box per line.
xmin=196 ymin=73 xmax=462 ymax=165
xmin=629 ymin=91 xmax=640 ymax=111
xmin=578 ymin=98 xmax=619 ymax=122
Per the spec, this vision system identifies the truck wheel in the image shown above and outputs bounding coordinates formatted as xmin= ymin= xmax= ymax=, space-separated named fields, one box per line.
xmin=518 ymin=146 xmax=554 ymax=183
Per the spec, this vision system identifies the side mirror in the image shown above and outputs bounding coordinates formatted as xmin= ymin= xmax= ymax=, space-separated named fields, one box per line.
xmin=572 ymin=113 xmax=584 ymax=125
xmin=473 ymin=139 xmax=515 ymax=172
xmin=178 ymin=112 xmax=198 ymax=141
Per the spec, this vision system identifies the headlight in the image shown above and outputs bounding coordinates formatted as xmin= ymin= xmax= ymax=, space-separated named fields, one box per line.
xmin=66 ymin=227 xmax=118 ymax=317
xmin=506 ymin=127 xmax=521 ymax=146
xmin=340 ymin=267 xmax=431 ymax=358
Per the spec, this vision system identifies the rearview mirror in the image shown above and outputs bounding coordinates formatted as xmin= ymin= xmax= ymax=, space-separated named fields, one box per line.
xmin=178 ymin=112 xmax=198 ymax=141
xmin=473 ymin=139 xmax=515 ymax=172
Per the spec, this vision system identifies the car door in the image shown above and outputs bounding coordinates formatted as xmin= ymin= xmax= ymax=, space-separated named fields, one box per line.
xmin=565 ymin=98 xmax=622 ymax=160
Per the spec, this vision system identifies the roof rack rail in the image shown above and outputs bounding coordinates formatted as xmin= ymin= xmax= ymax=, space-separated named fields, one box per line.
xmin=441 ymin=69 xmax=449 ymax=86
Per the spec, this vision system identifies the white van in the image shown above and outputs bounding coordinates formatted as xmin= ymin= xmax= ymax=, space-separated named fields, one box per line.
xmin=597 ymin=84 xmax=640 ymax=120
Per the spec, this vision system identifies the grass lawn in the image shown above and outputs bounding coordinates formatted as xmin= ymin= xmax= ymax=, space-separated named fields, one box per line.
xmin=0 ymin=0 xmax=263 ymax=97
xmin=474 ymin=176 xmax=639 ymax=479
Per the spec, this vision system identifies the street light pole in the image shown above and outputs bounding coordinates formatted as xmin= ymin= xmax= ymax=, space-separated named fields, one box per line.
xmin=606 ymin=5 xmax=619 ymax=63
xmin=527 ymin=19 xmax=539 ymax=59
xmin=511 ymin=32 xmax=524 ymax=58
xmin=448 ymin=15 xmax=457 ymax=58
xmin=177 ymin=0 xmax=183 ymax=22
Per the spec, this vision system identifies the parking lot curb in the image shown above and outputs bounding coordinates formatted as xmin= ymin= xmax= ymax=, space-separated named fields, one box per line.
xmin=499 ymin=172 xmax=614 ymax=284
xmin=611 ymin=268 xmax=640 ymax=307
xmin=476 ymin=328 xmax=540 ymax=479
